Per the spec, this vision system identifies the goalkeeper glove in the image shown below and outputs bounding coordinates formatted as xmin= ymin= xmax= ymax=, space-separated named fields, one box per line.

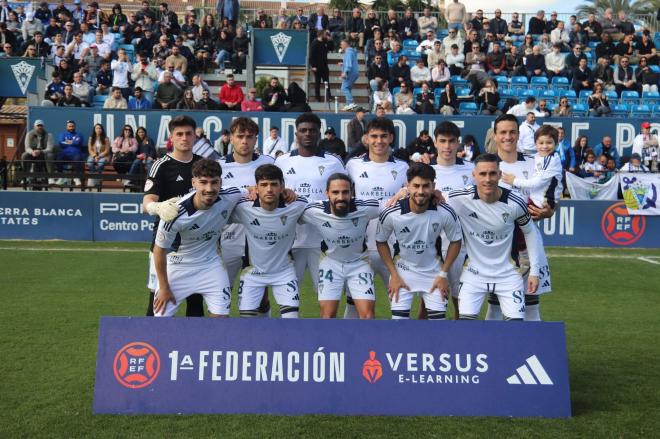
xmin=146 ymin=197 xmax=181 ymax=222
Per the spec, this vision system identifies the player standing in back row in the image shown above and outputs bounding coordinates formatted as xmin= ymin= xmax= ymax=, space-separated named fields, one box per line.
xmin=142 ymin=115 xmax=204 ymax=317
xmin=275 ymin=113 xmax=345 ymax=294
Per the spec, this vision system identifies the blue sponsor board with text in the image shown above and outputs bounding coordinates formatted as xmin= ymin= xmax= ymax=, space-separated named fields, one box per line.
xmin=94 ymin=317 xmax=571 ymax=418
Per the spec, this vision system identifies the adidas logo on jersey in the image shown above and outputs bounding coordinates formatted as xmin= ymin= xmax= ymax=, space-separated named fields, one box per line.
xmin=250 ymin=218 xmax=261 ymax=226
xmin=506 ymin=355 xmax=554 ymax=385
xmin=189 ymin=224 xmax=200 ymax=230
xmin=225 ymin=172 xmax=234 ymax=179
xmin=399 ymin=226 xmax=410 ymax=233
xmin=359 ymin=171 xmax=369 ymax=178
xmin=469 ymin=212 xmax=479 ymax=219
xmin=322 ymin=221 xmax=332 ymax=228
xmin=287 ymin=168 xmax=296 ymax=175
xmin=176 ymin=175 xmax=184 ymax=181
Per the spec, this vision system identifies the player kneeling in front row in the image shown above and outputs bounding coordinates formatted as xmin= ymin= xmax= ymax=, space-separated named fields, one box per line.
xmin=229 ymin=164 xmax=308 ymax=318
xmin=153 ymin=159 xmax=245 ymax=317
xmin=376 ymin=163 xmax=463 ymax=320
xmin=447 ymin=154 xmax=546 ymax=321
xmin=301 ymin=173 xmax=380 ymax=319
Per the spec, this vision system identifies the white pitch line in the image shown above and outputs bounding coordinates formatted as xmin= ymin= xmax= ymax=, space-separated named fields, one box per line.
xmin=637 ymin=257 xmax=660 ymax=265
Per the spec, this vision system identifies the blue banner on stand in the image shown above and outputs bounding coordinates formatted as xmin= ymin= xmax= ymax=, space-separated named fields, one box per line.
xmin=93 ymin=317 xmax=571 ymax=418
xmin=252 ymin=29 xmax=309 ymax=66
xmin=0 ymin=57 xmax=42 ymax=97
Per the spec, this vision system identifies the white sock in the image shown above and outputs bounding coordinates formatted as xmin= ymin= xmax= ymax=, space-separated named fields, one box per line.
xmin=343 ymin=301 xmax=359 ymax=319
xmin=485 ymin=304 xmax=503 ymax=320
xmin=525 ymin=304 xmax=541 ymax=321
xmin=281 ymin=311 xmax=298 ymax=319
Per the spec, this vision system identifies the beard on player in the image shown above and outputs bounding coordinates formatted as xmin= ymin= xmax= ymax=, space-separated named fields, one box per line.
xmin=331 ymin=198 xmax=349 ymax=216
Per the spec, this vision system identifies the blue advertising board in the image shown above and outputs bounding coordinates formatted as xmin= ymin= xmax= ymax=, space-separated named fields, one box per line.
xmin=29 ymin=107 xmax=658 ymax=158
xmin=0 ymin=58 xmax=42 ymax=97
xmin=93 ymin=317 xmax=571 ymax=417
xmin=1 ymin=193 xmax=659 ymax=248
xmin=252 ymin=29 xmax=309 ymax=66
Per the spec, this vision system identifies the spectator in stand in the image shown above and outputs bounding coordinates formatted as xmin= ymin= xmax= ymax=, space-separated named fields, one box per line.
xmin=346 ymin=108 xmax=366 ymax=154
xmin=546 ymin=11 xmax=559 ymax=33
xmin=287 ymin=7 xmax=308 ymax=28
xmin=214 ymin=129 xmax=231 ymax=155
xmin=632 ymin=122 xmax=659 ymax=170
xmin=368 ymin=53 xmax=390 ymax=97
xmin=437 ymin=82 xmax=458 ymax=115
xmin=372 ymin=79 xmax=392 ymax=112
xmin=615 ymin=34 xmax=637 ymax=65
xmin=340 ymin=39 xmax=359 ymax=110
xmin=415 ymin=82 xmax=435 ymax=114
xmin=196 ymin=88 xmax=219 ymax=110
xmin=556 ymin=127 xmax=576 ymax=174
xmin=328 ymin=8 xmax=344 ymax=48
xmin=593 ymin=57 xmax=615 ymax=91
xmin=599 ymin=157 xmax=617 ymax=183
xmin=613 ymin=56 xmax=636 ymax=96
xmin=537 ymin=99 xmax=551 ymax=117
xmin=444 ymin=0 xmax=466 ymax=33
xmin=310 ymin=29 xmax=333 ymax=102
xmin=595 ymin=33 xmax=616 ymax=63
xmin=44 ymin=72 xmax=66 ymax=106
xmin=111 ymin=48 xmax=132 ymax=99
xmin=637 ymin=31 xmax=657 ymax=65
xmin=319 ymin=127 xmax=346 ymax=160
xmin=95 ymin=60 xmax=113 ymax=95
xmin=545 ymin=43 xmax=567 ymax=81
xmin=154 ymin=71 xmax=181 ymax=109
xmin=71 ymin=71 xmax=93 ymax=107
xmin=593 ymin=135 xmax=621 ymax=167
xmin=410 ymin=58 xmax=431 ymax=88
xmin=395 ymin=82 xmax=416 ymax=114
xmin=215 ymin=0 xmax=239 ymax=27
xmin=553 ymin=97 xmax=573 ymax=117
xmin=23 ymin=120 xmax=55 ymax=181
xmin=112 ymin=124 xmax=138 ymax=178
xmin=470 ymin=9 xmax=485 ymax=32
xmin=390 ymin=55 xmax=411 ymax=90
xmin=443 ymin=28 xmax=463 ymax=57
xmin=22 ymin=12 xmax=44 ymax=42
xmin=131 ymin=52 xmax=158 ymax=102
xmin=166 ymin=44 xmax=187 ymax=76
xmin=506 ymin=45 xmax=525 ymax=76
xmin=569 ymin=22 xmax=589 ymax=49
xmin=217 ymin=73 xmax=243 ymax=110
xmin=177 ymin=88 xmax=198 ymax=109
xmin=587 ymin=83 xmax=611 ymax=117
xmin=387 ymin=40 xmax=403 ymax=66
xmin=550 ymin=21 xmax=570 ymax=52
xmin=56 ymin=120 xmax=85 ymax=185
xmin=431 ymin=59 xmax=450 ymax=89
xmin=416 ymin=30 xmax=438 ymax=56
xmin=507 ymin=12 xmax=525 ymax=41
xmin=620 ymin=153 xmax=649 ymax=173
xmin=345 ymin=8 xmax=365 ymax=49
xmin=214 ymin=28 xmax=233 ymax=68
xmin=446 ymin=43 xmax=465 ymax=76
xmin=636 ymin=57 xmax=659 ymax=93
xmin=190 ymin=74 xmax=210 ymax=102
xmin=528 ymin=10 xmax=546 ymax=35
xmin=367 ymin=36 xmax=387 ymax=65
xmin=526 ymin=45 xmax=546 ymax=80
xmin=426 ymin=40 xmax=444 ymax=67
xmin=508 ymin=96 xmax=544 ymax=117
xmin=579 ymin=150 xmax=603 ymax=181
xmin=103 ymin=86 xmax=128 ymax=109
xmin=85 ymin=123 xmax=110 ymax=187
xmin=379 ymin=101 xmax=395 ymax=115
xmin=231 ymin=26 xmax=248 ymax=73
xmin=517 ymin=112 xmax=540 ymax=154
xmin=285 ymin=82 xmax=311 ymax=112
xmin=600 ymin=8 xmax=619 ymax=40
xmin=128 ymin=86 xmax=151 ymax=110
xmin=572 ymin=136 xmax=591 ymax=168
xmin=56 ymin=59 xmax=74 ymax=84
xmin=241 ymin=87 xmax=263 ymax=112
xmin=128 ymin=126 xmax=158 ymax=178
xmin=158 ymin=63 xmax=187 ymax=89
xmin=199 ymin=14 xmax=218 ymax=53
xmin=58 ymin=84 xmax=82 ymax=107
xmin=565 ymin=44 xmax=587 ymax=78
xmin=477 ymin=79 xmax=501 ymax=115
xmin=362 ymin=9 xmax=380 ymax=51
xmin=406 ymin=130 xmax=435 ymax=162
xmin=582 ymin=14 xmax=602 ymax=41
xmin=486 ymin=42 xmax=506 ymax=76
xmin=262 ymin=77 xmax=287 ymax=112
xmin=572 ymin=58 xmax=593 ymax=95
xmin=263 ymin=126 xmax=288 ymax=157
xmin=398 ymin=8 xmax=418 ymax=42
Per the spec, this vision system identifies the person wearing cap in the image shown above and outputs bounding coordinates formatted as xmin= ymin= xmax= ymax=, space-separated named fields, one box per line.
xmin=21 ymin=11 xmax=43 ymax=42
xmin=632 ymin=122 xmax=658 ymax=169
xmin=23 ymin=120 xmax=56 ymax=183
xmin=241 ymin=88 xmax=263 ymax=112
xmin=82 ymin=30 xmax=110 ymax=60
xmin=319 ymin=127 xmax=346 ymax=160
xmin=619 ymin=153 xmax=650 ymax=173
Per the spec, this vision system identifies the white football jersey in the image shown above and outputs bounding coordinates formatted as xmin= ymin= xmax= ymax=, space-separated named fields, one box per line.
xmin=346 ymin=154 xmax=409 ymax=251
xmin=512 ymin=152 xmax=563 ymax=208
xmin=275 ymin=150 xmax=345 ymax=248
xmin=498 ymin=152 xmax=535 ymax=199
xmin=432 ymin=158 xmax=475 ymax=196
xmin=229 ymin=197 xmax=308 ymax=273
xmin=376 ymin=198 xmax=462 ymax=272
xmin=155 ymin=188 xmax=245 ymax=266
xmin=218 ymin=153 xmax=275 ymax=246
xmin=447 ymin=186 xmax=541 ymax=282
xmin=301 ymin=198 xmax=380 ymax=263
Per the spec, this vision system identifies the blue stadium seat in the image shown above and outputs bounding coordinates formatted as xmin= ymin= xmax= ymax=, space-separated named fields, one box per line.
xmin=541 ymin=89 xmax=557 ymax=103
xmin=403 ymin=39 xmax=418 ymax=48
xmin=511 ymin=76 xmax=528 ymax=91
xmin=588 ymin=41 xmax=598 ymax=50
xmin=434 ymin=87 xmax=445 ymax=97
xmin=551 ymin=76 xmax=570 ymax=90
xmin=572 ymin=103 xmax=588 ymax=116
xmin=653 ymin=104 xmax=660 ymax=115
xmin=392 ymin=86 xmax=401 ymax=96
xmin=611 ymin=104 xmax=630 ymax=117
xmin=450 ymin=76 xmax=468 ymax=87
xmin=530 ymin=76 xmax=549 ymax=90
xmin=620 ymin=90 xmax=640 ymax=105
xmin=434 ymin=95 xmax=442 ymax=108
xmin=516 ymin=88 xmax=537 ymax=98
xmin=579 ymin=90 xmax=593 ymax=102
xmin=459 ymin=102 xmax=479 ymax=114
xmin=559 ymin=89 xmax=577 ymax=98
xmin=650 ymin=65 xmax=660 ymax=73
xmin=642 ymin=91 xmax=660 ymax=105
xmin=436 ymin=29 xmax=449 ymax=38
xmin=493 ymin=75 xmax=508 ymax=86
xmin=605 ymin=90 xmax=618 ymax=102
xmin=93 ymin=95 xmax=108 ymax=107
xmin=456 ymin=87 xmax=472 ymax=96
xmin=500 ymin=89 xmax=515 ymax=100
xmin=546 ymin=102 xmax=557 ymax=112
xmin=413 ymin=87 xmax=422 ymax=99
xmin=631 ymin=104 xmax=652 ymax=118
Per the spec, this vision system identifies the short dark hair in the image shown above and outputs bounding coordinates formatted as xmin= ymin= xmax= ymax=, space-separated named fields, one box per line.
xmin=474 ymin=153 xmax=499 ymax=166
xmin=525 ymin=96 xmax=537 ymax=104
xmin=534 ymin=124 xmax=559 ymax=144
xmin=406 ymin=162 xmax=435 ymax=182
xmin=326 ymin=173 xmax=352 ymax=191
xmin=168 ymin=115 xmax=196 ymax=132
xmin=254 ymin=164 xmax=284 ymax=183
xmin=225 ymin=73 xmax=234 ymax=80
xmin=229 ymin=117 xmax=259 ymax=135
xmin=493 ymin=114 xmax=519 ymax=133
xmin=434 ymin=121 xmax=460 ymax=139
xmin=366 ymin=117 xmax=395 ymax=135
xmin=192 ymin=158 xmax=221 ymax=178
xmin=295 ymin=112 xmax=321 ymax=129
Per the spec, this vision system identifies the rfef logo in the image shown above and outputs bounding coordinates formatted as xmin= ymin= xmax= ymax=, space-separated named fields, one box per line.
xmin=113 ymin=342 xmax=160 ymax=389
xmin=362 ymin=351 xmax=383 ymax=383
xmin=601 ymin=202 xmax=646 ymax=246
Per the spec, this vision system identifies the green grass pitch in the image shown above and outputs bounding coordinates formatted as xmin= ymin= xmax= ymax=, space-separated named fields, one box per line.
xmin=1 ymin=241 xmax=659 ymax=438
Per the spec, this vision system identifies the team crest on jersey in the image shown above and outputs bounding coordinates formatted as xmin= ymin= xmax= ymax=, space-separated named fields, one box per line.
xmin=221 ymin=210 xmax=228 ymax=219
xmin=318 ymin=166 xmax=325 ymax=176
xmin=391 ymin=170 xmax=398 ymax=180
xmin=462 ymin=175 xmax=469 ymax=184
xmin=523 ymin=171 xmax=529 ymax=179
xmin=351 ymin=218 xmax=359 ymax=227
xmin=502 ymin=213 xmax=510 ymax=223
xmin=144 ymin=180 xmax=154 ymax=192
xmin=432 ymin=223 xmax=439 ymax=232
xmin=280 ymin=215 xmax=288 ymax=225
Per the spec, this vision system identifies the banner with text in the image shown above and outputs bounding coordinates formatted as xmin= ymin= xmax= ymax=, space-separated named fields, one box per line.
xmin=0 ymin=57 xmax=42 ymax=97
xmin=619 ymin=173 xmax=660 ymax=216
xmin=28 ymin=107 xmax=660 ymax=158
xmin=94 ymin=317 xmax=571 ymax=418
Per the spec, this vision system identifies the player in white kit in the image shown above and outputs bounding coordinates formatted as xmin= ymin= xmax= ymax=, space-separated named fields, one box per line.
xmin=229 ymin=164 xmax=308 ymax=318
xmin=376 ymin=163 xmax=463 ymax=320
xmin=345 ymin=117 xmax=408 ymax=318
xmin=488 ymin=114 xmax=556 ymax=321
xmin=301 ymin=173 xmax=380 ymax=319
xmin=275 ymin=113 xmax=345 ymax=293
xmin=447 ymin=154 xmax=546 ymax=320
xmin=153 ymin=159 xmax=245 ymax=317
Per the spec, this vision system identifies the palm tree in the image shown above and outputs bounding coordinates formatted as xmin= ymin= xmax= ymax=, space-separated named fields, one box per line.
xmin=575 ymin=0 xmax=657 ymax=18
